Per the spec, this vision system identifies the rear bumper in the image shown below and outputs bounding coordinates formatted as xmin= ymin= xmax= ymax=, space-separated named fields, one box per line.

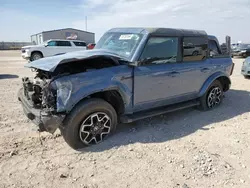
xmin=241 ymin=66 xmax=250 ymax=76
xmin=232 ymin=52 xmax=245 ymax=57
xmin=18 ymin=88 xmax=65 ymax=133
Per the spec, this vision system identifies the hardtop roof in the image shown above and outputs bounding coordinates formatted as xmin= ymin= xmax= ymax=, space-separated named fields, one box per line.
xmin=108 ymin=27 xmax=207 ymax=37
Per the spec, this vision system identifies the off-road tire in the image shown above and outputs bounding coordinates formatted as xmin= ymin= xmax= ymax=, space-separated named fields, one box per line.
xmin=198 ymin=80 xmax=223 ymax=111
xmin=60 ymin=98 xmax=117 ymax=150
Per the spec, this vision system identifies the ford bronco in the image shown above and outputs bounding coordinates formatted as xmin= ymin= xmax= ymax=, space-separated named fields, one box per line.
xmin=18 ymin=28 xmax=234 ymax=150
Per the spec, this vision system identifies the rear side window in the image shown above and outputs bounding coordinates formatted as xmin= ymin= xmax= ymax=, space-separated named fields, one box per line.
xmin=209 ymin=40 xmax=220 ymax=56
xmin=73 ymin=41 xmax=87 ymax=47
xmin=140 ymin=37 xmax=178 ymax=65
xmin=56 ymin=41 xmax=71 ymax=46
xmin=183 ymin=37 xmax=208 ymax=62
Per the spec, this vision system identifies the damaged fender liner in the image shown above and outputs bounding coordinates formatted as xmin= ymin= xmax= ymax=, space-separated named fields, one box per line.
xmin=18 ymin=88 xmax=65 ymax=133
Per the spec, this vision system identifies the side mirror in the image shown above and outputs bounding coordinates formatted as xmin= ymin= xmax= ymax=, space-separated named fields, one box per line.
xmin=44 ymin=44 xmax=48 ymax=47
xmin=209 ymin=50 xmax=217 ymax=57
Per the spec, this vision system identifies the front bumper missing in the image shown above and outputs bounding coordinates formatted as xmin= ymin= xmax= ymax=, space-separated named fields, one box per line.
xmin=18 ymin=88 xmax=65 ymax=133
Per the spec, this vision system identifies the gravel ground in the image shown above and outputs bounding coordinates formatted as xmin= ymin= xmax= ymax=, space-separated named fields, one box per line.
xmin=0 ymin=51 xmax=250 ymax=188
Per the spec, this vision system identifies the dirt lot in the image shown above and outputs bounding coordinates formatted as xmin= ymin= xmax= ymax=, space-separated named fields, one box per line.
xmin=0 ymin=50 xmax=249 ymax=188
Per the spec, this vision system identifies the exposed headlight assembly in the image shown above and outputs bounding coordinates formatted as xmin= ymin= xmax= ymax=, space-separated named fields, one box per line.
xmin=55 ymin=80 xmax=73 ymax=112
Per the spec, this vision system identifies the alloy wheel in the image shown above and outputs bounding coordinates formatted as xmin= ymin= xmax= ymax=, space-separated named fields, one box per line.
xmin=207 ymin=87 xmax=222 ymax=108
xmin=79 ymin=112 xmax=111 ymax=145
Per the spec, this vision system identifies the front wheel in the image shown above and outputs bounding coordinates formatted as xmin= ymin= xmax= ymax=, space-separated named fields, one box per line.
xmin=199 ymin=80 xmax=223 ymax=111
xmin=60 ymin=98 xmax=117 ymax=150
xmin=30 ymin=52 xmax=43 ymax=61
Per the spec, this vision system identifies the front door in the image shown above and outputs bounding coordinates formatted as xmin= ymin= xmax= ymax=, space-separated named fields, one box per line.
xmin=133 ymin=36 xmax=181 ymax=111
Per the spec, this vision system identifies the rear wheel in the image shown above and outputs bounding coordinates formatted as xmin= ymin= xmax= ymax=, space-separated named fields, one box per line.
xmin=192 ymin=51 xmax=198 ymax=56
xmin=199 ymin=80 xmax=223 ymax=111
xmin=60 ymin=98 xmax=117 ymax=150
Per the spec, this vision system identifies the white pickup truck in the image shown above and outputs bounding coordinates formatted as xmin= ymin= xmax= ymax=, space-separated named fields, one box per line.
xmin=21 ymin=39 xmax=87 ymax=61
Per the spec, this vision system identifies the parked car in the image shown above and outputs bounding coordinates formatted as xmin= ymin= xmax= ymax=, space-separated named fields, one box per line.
xmin=18 ymin=27 xmax=234 ymax=150
xmin=183 ymin=43 xmax=202 ymax=56
xmin=87 ymin=43 xmax=96 ymax=50
xmin=21 ymin=39 xmax=87 ymax=61
xmin=241 ymin=57 xmax=250 ymax=78
xmin=231 ymin=43 xmax=250 ymax=58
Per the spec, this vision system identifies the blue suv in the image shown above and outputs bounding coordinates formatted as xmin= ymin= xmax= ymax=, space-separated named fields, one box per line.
xmin=18 ymin=28 xmax=234 ymax=150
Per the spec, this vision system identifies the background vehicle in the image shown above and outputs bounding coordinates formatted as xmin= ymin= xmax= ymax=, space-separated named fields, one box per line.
xmin=183 ymin=43 xmax=202 ymax=56
xmin=21 ymin=39 xmax=87 ymax=61
xmin=87 ymin=43 xmax=96 ymax=50
xmin=231 ymin=43 xmax=250 ymax=58
xmin=241 ymin=57 xmax=250 ymax=78
xmin=18 ymin=28 xmax=234 ymax=150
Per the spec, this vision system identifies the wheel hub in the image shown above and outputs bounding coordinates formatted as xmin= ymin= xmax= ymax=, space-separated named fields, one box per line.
xmin=79 ymin=112 xmax=111 ymax=145
xmin=207 ymin=87 xmax=222 ymax=108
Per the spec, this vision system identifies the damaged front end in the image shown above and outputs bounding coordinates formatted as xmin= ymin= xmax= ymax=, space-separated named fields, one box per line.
xmin=18 ymin=70 xmax=65 ymax=133
xmin=18 ymin=50 xmax=123 ymax=134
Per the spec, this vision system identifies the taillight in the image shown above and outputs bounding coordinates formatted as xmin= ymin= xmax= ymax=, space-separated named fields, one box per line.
xmin=87 ymin=44 xmax=95 ymax=50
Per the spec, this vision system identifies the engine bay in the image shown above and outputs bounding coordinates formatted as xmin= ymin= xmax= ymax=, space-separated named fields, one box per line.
xmin=22 ymin=56 xmax=120 ymax=110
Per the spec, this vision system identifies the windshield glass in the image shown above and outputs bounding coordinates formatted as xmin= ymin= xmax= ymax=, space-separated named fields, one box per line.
xmin=95 ymin=32 xmax=143 ymax=60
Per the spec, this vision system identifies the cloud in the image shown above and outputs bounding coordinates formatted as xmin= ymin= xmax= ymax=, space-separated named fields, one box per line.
xmin=73 ymin=0 xmax=250 ymax=43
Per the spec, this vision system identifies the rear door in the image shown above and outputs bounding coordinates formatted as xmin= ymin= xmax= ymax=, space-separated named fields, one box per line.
xmin=72 ymin=41 xmax=87 ymax=51
xmin=178 ymin=37 xmax=211 ymax=96
xmin=55 ymin=41 xmax=73 ymax=54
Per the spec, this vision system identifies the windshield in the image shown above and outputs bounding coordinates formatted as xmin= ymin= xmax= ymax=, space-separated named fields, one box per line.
xmin=95 ymin=32 xmax=143 ymax=60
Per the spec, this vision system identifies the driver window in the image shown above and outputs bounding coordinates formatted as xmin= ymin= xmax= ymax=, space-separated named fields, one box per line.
xmin=140 ymin=37 xmax=178 ymax=65
xmin=47 ymin=41 xmax=57 ymax=46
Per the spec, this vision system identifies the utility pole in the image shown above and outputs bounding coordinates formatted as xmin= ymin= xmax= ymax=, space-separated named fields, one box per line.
xmin=85 ymin=16 xmax=88 ymax=31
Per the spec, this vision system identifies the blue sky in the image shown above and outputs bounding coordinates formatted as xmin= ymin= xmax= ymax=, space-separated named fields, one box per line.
xmin=0 ymin=0 xmax=250 ymax=43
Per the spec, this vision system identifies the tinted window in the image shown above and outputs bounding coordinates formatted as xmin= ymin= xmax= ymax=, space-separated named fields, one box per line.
xmin=56 ymin=41 xmax=71 ymax=46
xmin=183 ymin=37 xmax=208 ymax=61
xmin=73 ymin=41 xmax=87 ymax=46
xmin=209 ymin=40 xmax=220 ymax=56
xmin=140 ymin=37 xmax=178 ymax=65
xmin=47 ymin=41 xmax=56 ymax=46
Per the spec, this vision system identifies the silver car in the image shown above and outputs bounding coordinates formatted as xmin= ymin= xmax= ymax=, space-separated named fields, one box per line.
xmin=241 ymin=57 xmax=250 ymax=78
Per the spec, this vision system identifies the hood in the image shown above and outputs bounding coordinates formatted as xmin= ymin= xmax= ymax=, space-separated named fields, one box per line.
xmin=22 ymin=44 xmax=44 ymax=49
xmin=25 ymin=49 xmax=125 ymax=72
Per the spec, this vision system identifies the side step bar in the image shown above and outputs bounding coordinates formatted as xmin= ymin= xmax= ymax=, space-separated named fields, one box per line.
xmin=120 ymin=100 xmax=200 ymax=123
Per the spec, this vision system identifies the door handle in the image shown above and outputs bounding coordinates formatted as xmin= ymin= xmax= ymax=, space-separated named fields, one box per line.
xmin=201 ymin=68 xmax=210 ymax=72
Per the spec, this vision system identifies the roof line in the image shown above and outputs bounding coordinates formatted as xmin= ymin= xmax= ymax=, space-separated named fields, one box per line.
xmin=31 ymin=28 xmax=95 ymax=36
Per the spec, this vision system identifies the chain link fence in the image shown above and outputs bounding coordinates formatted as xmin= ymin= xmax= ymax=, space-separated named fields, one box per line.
xmin=0 ymin=42 xmax=31 ymax=50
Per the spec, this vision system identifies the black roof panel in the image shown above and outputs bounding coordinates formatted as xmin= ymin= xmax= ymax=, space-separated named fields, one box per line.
xmin=108 ymin=27 xmax=207 ymax=36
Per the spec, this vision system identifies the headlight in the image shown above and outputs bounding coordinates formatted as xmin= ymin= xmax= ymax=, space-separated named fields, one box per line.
xmin=55 ymin=80 xmax=72 ymax=111
xmin=241 ymin=50 xmax=247 ymax=53
xmin=24 ymin=48 xmax=30 ymax=51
